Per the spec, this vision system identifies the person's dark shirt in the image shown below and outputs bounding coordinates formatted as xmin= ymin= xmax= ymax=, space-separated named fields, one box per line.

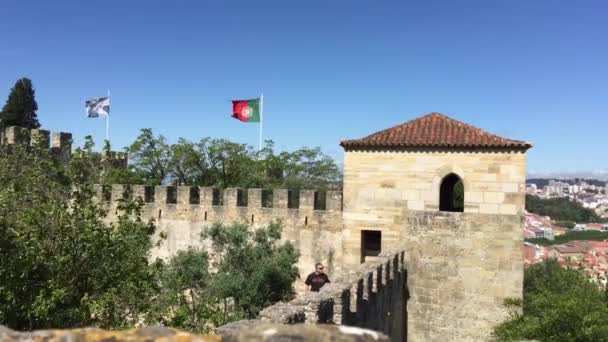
xmin=305 ymin=272 xmax=330 ymax=292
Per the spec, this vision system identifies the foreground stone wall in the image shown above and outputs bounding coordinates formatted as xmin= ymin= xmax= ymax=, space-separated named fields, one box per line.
xmin=103 ymin=185 xmax=344 ymax=287
xmin=0 ymin=323 xmax=388 ymax=342
xmin=217 ymin=250 xmax=407 ymax=342
xmin=404 ymin=211 xmax=523 ymax=341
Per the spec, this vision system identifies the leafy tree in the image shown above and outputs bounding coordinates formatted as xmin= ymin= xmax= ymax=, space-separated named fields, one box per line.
xmin=0 ymin=143 xmax=158 ymax=330
xmin=494 ymin=259 xmax=608 ymax=341
xmin=126 ymin=128 xmax=171 ymax=185
xmin=525 ymin=230 xmax=608 ymax=246
xmin=526 ymin=195 xmax=604 ymax=223
xmin=0 ymin=78 xmax=41 ymax=129
xmin=127 ymin=129 xmax=342 ymax=191
xmin=203 ymin=222 xmax=299 ymax=319
xmin=150 ymin=222 xmax=299 ymax=332
xmin=147 ymin=249 xmax=214 ymax=332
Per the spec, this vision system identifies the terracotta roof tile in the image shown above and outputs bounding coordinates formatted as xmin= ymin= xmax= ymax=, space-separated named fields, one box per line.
xmin=340 ymin=112 xmax=532 ymax=150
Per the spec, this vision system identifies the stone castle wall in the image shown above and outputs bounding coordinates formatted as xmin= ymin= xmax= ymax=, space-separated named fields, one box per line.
xmin=102 ymin=185 xmax=345 ymax=287
xmin=1 ymin=125 xmax=72 ymax=160
xmin=218 ymin=249 xmax=407 ymax=342
xmin=341 ymin=148 xmax=526 ymax=341
xmin=404 ymin=211 xmax=522 ymax=341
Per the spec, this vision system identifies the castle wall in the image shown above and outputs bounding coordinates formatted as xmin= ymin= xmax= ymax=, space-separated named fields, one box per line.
xmin=220 ymin=249 xmax=407 ymax=342
xmin=2 ymin=126 xmax=72 ymax=160
xmin=103 ymin=185 xmax=344 ymax=290
xmin=341 ymin=148 xmax=526 ymax=341
xmin=341 ymin=148 xmax=526 ymax=264
xmin=404 ymin=212 xmax=522 ymax=341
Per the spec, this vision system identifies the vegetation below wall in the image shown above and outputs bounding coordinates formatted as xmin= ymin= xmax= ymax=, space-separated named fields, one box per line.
xmin=525 ymin=195 xmax=604 ymax=223
xmin=494 ymin=259 xmax=608 ymax=341
xmin=525 ymin=231 xmax=608 ymax=246
xmin=0 ymin=143 xmax=298 ymax=333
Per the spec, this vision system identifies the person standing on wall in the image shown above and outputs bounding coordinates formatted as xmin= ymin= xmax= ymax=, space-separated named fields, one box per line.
xmin=305 ymin=263 xmax=331 ymax=292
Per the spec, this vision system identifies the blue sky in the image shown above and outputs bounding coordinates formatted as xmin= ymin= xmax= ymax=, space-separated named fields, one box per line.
xmin=0 ymin=0 xmax=606 ymax=174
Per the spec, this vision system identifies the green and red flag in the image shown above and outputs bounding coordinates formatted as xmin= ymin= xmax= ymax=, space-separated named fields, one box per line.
xmin=231 ymin=98 xmax=261 ymax=122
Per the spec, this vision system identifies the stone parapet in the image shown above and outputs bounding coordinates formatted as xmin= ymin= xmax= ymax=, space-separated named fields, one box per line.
xmin=0 ymin=323 xmax=387 ymax=341
xmin=220 ymin=249 xmax=407 ymax=342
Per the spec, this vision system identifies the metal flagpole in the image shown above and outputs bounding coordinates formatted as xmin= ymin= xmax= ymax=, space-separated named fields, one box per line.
xmin=259 ymin=93 xmax=263 ymax=151
xmin=106 ymin=90 xmax=110 ymax=141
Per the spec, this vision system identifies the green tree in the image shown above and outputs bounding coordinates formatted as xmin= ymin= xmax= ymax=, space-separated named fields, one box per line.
xmin=526 ymin=195 xmax=604 ymax=223
xmin=203 ymin=222 xmax=299 ymax=320
xmin=0 ymin=78 xmax=41 ymax=129
xmin=148 ymin=249 xmax=214 ymax=332
xmin=126 ymin=128 xmax=172 ymax=185
xmin=0 ymin=143 xmax=158 ymax=330
xmin=150 ymin=222 xmax=299 ymax=332
xmin=494 ymin=259 xmax=608 ymax=341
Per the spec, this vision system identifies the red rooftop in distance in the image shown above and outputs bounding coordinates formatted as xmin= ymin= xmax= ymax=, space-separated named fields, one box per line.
xmin=340 ymin=112 xmax=532 ymax=150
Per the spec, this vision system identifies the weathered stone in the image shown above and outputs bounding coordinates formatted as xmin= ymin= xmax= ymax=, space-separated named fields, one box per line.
xmin=0 ymin=324 xmax=387 ymax=342
xmin=0 ymin=325 xmax=220 ymax=341
xmin=223 ymin=323 xmax=388 ymax=342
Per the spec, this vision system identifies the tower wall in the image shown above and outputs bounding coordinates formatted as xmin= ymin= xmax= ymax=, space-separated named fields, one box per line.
xmin=341 ymin=148 xmax=526 ymax=341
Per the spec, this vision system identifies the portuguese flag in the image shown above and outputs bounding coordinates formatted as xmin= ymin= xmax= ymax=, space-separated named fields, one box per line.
xmin=231 ymin=98 xmax=261 ymax=122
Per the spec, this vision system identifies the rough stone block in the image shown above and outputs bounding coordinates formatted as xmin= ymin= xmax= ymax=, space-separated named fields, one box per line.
xmin=483 ymin=191 xmax=505 ymax=204
xmin=30 ymin=129 xmax=50 ymax=148
xmin=299 ymin=190 xmax=314 ymax=211
xmin=154 ymin=186 xmax=168 ymax=204
xmin=224 ymin=188 xmax=238 ymax=208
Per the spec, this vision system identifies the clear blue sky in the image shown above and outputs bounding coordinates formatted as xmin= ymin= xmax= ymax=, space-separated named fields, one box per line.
xmin=0 ymin=0 xmax=606 ymax=174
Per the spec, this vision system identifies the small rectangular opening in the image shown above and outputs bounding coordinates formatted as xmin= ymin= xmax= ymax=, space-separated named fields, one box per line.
xmin=237 ymin=189 xmax=248 ymax=207
xmin=144 ymin=186 xmax=155 ymax=203
xmin=361 ymin=230 xmax=382 ymax=263
xmin=102 ymin=185 xmax=111 ymax=202
xmin=314 ymin=190 xmax=327 ymax=210
xmin=212 ymin=188 xmax=223 ymax=206
xmin=288 ymin=190 xmax=299 ymax=209
xmin=262 ymin=189 xmax=273 ymax=208
xmin=167 ymin=186 xmax=177 ymax=204
xmin=122 ymin=185 xmax=132 ymax=200
xmin=190 ymin=187 xmax=200 ymax=204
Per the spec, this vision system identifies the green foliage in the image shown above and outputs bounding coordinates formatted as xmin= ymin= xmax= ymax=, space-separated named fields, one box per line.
xmin=151 ymin=222 xmax=299 ymax=332
xmin=203 ymin=222 xmax=299 ymax=318
xmin=526 ymin=195 xmax=604 ymax=223
xmin=453 ymin=179 xmax=464 ymax=211
xmin=525 ymin=230 xmax=608 ymax=246
xmin=0 ymin=144 xmax=157 ymax=330
xmin=555 ymin=220 xmax=575 ymax=229
xmin=494 ymin=259 xmax=608 ymax=341
xmin=0 ymin=141 xmax=300 ymax=332
xmin=125 ymin=129 xmax=341 ymax=190
xmin=0 ymin=78 xmax=41 ymax=129
xmin=148 ymin=249 xmax=214 ymax=332
xmin=126 ymin=128 xmax=172 ymax=185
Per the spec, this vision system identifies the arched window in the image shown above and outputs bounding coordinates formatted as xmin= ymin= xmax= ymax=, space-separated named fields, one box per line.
xmin=439 ymin=173 xmax=464 ymax=212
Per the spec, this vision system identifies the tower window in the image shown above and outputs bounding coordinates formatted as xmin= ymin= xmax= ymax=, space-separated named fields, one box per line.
xmin=439 ymin=173 xmax=464 ymax=212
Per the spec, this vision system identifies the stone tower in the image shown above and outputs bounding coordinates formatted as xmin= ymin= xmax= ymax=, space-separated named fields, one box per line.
xmin=340 ymin=113 xmax=531 ymax=341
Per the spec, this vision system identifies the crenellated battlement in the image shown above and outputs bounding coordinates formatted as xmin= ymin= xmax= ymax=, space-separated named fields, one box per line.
xmin=1 ymin=125 xmax=72 ymax=159
xmin=98 ymin=184 xmax=345 ymax=279
xmin=100 ymin=184 xmax=343 ymax=212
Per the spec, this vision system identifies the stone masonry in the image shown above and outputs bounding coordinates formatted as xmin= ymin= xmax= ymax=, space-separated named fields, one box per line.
xmin=99 ymin=112 xmax=530 ymax=341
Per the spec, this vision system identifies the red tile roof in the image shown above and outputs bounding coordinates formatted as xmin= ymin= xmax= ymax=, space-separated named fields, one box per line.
xmin=340 ymin=112 xmax=532 ymax=150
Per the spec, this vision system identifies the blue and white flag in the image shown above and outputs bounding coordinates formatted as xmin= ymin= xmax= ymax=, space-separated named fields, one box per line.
xmin=85 ymin=96 xmax=110 ymax=117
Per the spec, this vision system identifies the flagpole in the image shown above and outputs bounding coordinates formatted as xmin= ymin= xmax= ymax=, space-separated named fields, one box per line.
xmin=259 ymin=93 xmax=263 ymax=151
xmin=106 ymin=90 xmax=110 ymax=141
